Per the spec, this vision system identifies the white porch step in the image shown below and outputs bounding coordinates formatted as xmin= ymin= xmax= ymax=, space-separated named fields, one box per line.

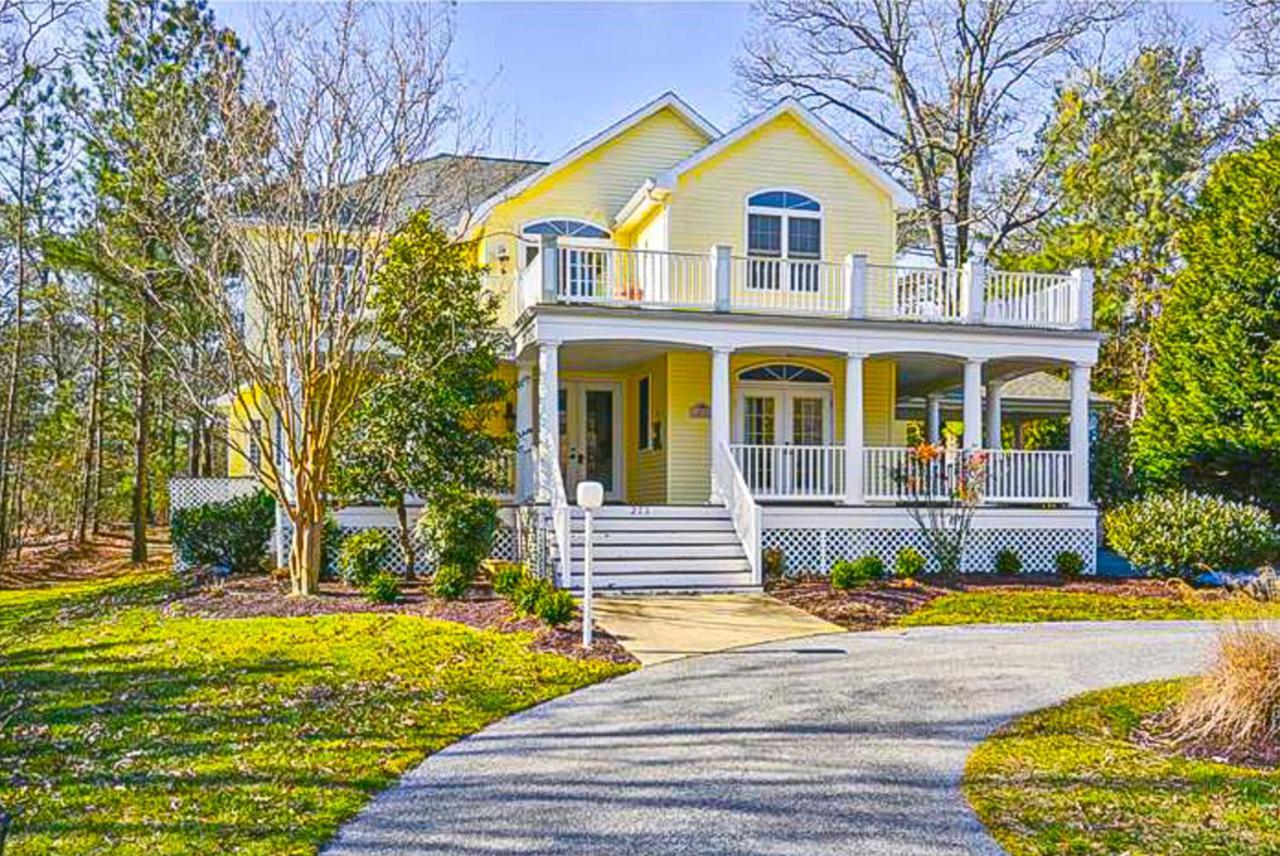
xmin=570 ymin=557 xmax=750 ymax=574
xmin=571 ymin=517 xmax=732 ymax=533
xmin=583 ymin=529 xmax=742 ymax=546
xmin=575 ymin=505 xmax=727 ymax=519
xmin=570 ymin=570 xmax=755 ymax=590
xmin=572 ymin=543 xmax=745 ymax=560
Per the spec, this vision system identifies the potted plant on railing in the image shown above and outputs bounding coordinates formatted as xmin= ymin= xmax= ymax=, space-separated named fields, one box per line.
xmin=892 ymin=443 xmax=987 ymax=575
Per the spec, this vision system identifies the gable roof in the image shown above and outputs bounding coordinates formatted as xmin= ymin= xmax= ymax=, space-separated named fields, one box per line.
xmin=461 ymin=91 xmax=720 ymax=233
xmin=654 ymin=98 xmax=915 ymax=209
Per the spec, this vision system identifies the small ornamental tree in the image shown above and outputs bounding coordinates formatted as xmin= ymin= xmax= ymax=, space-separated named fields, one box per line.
xmin=892 ymin=443 xmax=987 ymax=574
xmin=331 ymin=212 xmax=511 ymax=573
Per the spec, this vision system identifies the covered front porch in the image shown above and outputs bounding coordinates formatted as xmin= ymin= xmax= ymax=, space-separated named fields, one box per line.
xmin=511 ymin=339 xmax=1093 ymax=509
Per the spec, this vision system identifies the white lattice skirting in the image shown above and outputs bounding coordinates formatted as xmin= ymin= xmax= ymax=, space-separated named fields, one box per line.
xmin=169 ymin=479 xmax=518 ymax=575
xmin=760 ymin=506 xmax=1098 ymax=575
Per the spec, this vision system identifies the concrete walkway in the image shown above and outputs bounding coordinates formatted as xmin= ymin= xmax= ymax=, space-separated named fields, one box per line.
xmin=324 ymin=621 xmax=1243 ymax=856
xmin=591 ymin=593 xmax=843 ymax=665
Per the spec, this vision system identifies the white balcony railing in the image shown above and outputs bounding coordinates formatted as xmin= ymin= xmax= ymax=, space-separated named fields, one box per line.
xmin=730 ymin=444 xmax=846 ymax=500
xmin=729 ymin=256 xmax=846 ymax=316
xmin=554 ymin=245 xmax=713 ymax=308
xmin=516 ymin=236 xmax=1091 ymax=331
xmin=863 ymin=447 xmax=1072 ymax=504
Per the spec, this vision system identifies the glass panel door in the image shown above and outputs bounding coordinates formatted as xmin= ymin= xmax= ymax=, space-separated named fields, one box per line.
xmin=742 ymin=394 xmax=778 ymax=492
xmin=563 ymin=248 xmax=607 ymax=298
xmin=789 ymin=394 xmax=827 ymax=494
xmin=582 ymin=389 xmax=615 ymax=494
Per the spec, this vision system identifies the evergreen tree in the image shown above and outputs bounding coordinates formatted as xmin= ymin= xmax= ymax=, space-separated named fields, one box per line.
xmin=1133 ymin=135 xmax=1280 ymax=511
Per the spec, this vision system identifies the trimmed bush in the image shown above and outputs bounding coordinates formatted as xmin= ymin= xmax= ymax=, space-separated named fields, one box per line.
xmin=419 ymin=491 xmax=498 ymax=575
xmin=432 ymin=563 xmax=473 ymax=600
xmin=762 ymin=546 xmax=786 ymax=580
xmin=337 ymin=529 xmax=393 ymax=588
xmin=895 ymin=547 xmax=927 ymax=579
xmin=171 ymin=489 xmax=274 ymax=574
xmin=1056 ymin=550 xmax=1085 ymax=579
xmin=535 ymin=589 xmax=576 ymax=626
xmin=490 ymin=562 xmax=527 ymax=597
xmin=512 ymin=576 xmax=553 ymax=616
xmin=995 ymin=549 xmax=1023 ymax=576
xmin=1105 ymin=491 xmax=1277 ymax=577
xmin=363 ymin=571 xmax=400 ymax=604
xmin=831 ymin=556 xmax=886 ymax=590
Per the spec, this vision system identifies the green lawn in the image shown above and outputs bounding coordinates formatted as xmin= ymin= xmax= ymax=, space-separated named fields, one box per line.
xmin=0 ymin=568 xmax=630 ymax=855
xmin=900 ymin=588 xmax=1280 ymax=627
xmin=965 ymin=681 xmax=1280 ymax=855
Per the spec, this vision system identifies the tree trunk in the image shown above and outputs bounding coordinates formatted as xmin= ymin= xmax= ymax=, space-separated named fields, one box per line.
xmin=0 ymin=137 xmax=27 ymax=559
xmin=395 ymin=496 xmax=415 ymax=578
xmin=131 ymin=309 xmax=152 ymax=565
xmin=288 ymin=508 xmax=323 ymax=595
xmin=77 ymin=289 xmax=104 ymax=545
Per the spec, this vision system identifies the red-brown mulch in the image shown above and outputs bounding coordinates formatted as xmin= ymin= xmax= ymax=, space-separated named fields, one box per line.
xmin=166 ymin=573 xmax=636 ymax=665
xmin=1134 ymin=710 xmax=1280 ymax=770
xmin=0 ymin=533 xmax=170 ymax=589
xmin=766 ymin=573 xmax=1224 ymax=631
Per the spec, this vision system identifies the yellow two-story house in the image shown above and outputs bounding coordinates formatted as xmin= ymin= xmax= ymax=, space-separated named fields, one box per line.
xmin=459 ymin=92 xmax=1100 ymax=591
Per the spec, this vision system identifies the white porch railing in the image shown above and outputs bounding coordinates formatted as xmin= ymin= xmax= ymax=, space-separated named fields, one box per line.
xmin=730 ymin=444 xmax=846 ymax=500
xmin=866 ymin=264 xmax=965 ymax=322
xmin=863 ymin=447 xmax=1072 ymax=504
xmin=984 ymin=270 xmax=1077 ymax=328
xmin=537 ymin=445 xmax=573 ymax=587
xmin=555 ymin=245 xmax=713 ymax=308
xmin=729 ymin=256 xmax=846 ymax=315
xmin=714 ymin=441 xmax=762 ymax=584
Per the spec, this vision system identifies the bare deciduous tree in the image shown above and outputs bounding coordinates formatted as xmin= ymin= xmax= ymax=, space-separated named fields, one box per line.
xmin=738 ymin=0 xmax=1127 ymax=265
xmin=163 ymin=1 xmax=477 ymax=595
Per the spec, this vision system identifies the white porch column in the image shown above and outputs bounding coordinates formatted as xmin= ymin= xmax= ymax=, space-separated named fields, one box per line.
xmin=844 ymin=352 xmax=865 ymax=505
xmin=515 ymin=359 xmax=534 ymax=501
xmin=537 ymin=340 xmax=560 ymax=501
xmin=984 ymin=379 xmax=1004 ymax=450
xmin=962 ymin=358 xmax=984 ymax=449
xmin=925 ymin=393 xmax=942 ymax=444
xmin=1070 ymin=362 xmax=1092 ymax=507
xmin=710 ymin=346 xmax=732 ymax=500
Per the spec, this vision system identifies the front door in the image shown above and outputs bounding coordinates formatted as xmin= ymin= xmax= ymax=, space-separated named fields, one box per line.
xmin=560 ymin=382 xmax=623 ymax=501
xmin=736 ymin=385 xmax=833 ymax=495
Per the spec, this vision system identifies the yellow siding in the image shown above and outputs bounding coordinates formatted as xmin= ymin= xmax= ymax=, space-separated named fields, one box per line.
xmin=665 ymin=351 xmax=712 ymax=503
xmin=225 ymin=385 xmax=272 ymax=481
xmin=624 ymin=356 xmax=667 ymax=503
xmin=478 ymin=107 xmax=710 ymax=269
xmin=666 ymin=112 xmax=898 ymax=313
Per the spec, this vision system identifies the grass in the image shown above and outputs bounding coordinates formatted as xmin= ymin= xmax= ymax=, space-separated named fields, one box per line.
xmin=965 ymin=681 xmax=1280 ymax=855
xmin=0 ymin=567 xmax=631 ymax=855
xmin=899 ymin=588 xmax=1280 ymax=627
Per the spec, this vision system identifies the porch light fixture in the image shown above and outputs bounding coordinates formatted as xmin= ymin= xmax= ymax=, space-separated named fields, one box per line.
xmin=576 ymin=480 xmax=604 ymax=649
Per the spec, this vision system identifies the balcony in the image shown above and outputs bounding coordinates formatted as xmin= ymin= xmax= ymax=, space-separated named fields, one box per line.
xmin=513 ymin=236 xmax=1093 ymax=331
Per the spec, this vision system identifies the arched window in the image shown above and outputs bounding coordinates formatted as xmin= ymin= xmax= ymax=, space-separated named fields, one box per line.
xmin=745 ymin=189 xmax=823 ymax=292
xmin=738 ymin=364 xmax=831 ymax=384
xmin=522 ymin=219 xmax=611 ymax=240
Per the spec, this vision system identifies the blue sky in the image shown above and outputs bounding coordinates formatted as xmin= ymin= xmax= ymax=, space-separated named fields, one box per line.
xmin=212 ymin=1 xmax=1238 ymax=162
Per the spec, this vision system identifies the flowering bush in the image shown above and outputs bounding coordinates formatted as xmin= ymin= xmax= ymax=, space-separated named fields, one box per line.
xmin=894 ymin=444 xmax=987 ymax=574
xmin=1104 ymin=491 xmax=1276 ymax=577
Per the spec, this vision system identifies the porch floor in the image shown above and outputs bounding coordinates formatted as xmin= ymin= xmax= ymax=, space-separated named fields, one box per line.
xmin=591 ymin=593 xmax=843 ymax=666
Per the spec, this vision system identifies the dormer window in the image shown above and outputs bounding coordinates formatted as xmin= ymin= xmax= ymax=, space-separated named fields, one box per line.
xmin=745 ymin=190 xmax=822 ymax=292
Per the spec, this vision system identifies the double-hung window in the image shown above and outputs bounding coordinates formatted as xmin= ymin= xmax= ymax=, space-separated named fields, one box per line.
xmin=745 ymin=190 xmax=822 ymax=292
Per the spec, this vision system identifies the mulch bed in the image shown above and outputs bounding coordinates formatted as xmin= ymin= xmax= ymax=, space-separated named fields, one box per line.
xmin=767 ymin=573 xmax=1231 ymax=631
xmin=1134 ymin=710 xmax=1280 ymax=770
xmin=0 ymin=533 xmax=170 ymax=589
xmin=166 ymin=573 xmax=636 ymax=665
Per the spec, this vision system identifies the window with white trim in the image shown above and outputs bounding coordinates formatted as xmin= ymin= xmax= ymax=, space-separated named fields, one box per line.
xmin=745 ymin=190 xmax=822 ymax=292
xmin=637 ymin=375 xmax=651 ymax=450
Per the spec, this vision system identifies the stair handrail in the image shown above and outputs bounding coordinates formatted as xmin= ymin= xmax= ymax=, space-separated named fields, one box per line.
xmin=543 ymin=446 xmax=573 ymax=588
xmin=714 ymin=440 xmax=762 ymax=584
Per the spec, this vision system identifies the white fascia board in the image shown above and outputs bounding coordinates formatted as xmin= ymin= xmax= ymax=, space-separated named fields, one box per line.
xmin=460 ymin=92 xmax=720 ymax=235
xmin=613 ymin=179 xmax=672 ymax=230
xmin=655 ymin=98 xmax=916 ymax=210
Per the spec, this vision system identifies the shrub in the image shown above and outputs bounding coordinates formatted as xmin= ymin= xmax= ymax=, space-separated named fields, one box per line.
xmin=490 ymin=562 xmax=527 ymax=597
xmin=895 ymin=547 xmax=927 ymax=579
xmin=1170 ymin=627 xmax=1280 ymax=759
xmin=337 ymin=529 xmax=393 ymax=588
xmin=512 ymin=576 xmax=553 ymax=616
xmin=171 ymin=489 xmax=275 ymax=574
xmin=535 ymin=589 xmax=576 ymax=626
xmin=762 ymin=546 xmax=786 ymax=580
xmin=831 ymin=556 xmax=886 ymax=590
xmin=320 ymin=515 xmax=344 ymax=579
xmin=1056 ymin=550 xmax=1085 ymax=579
xmin=995 ymin=549 xmax=1023 ymax=576
xmin=419 ymin=491 xmax=498 ymax=575
xmin=1105 ymin=490 xmax=1277 ymax=576
xmin=363 ymin=571 xmax=400 ymax=604
xmin=432 ymin=563 xmax=474 ymax=600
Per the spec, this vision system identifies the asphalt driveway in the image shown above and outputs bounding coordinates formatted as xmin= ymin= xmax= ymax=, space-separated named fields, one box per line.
xmin=324 ymin=620 xmax=1242 ymax=856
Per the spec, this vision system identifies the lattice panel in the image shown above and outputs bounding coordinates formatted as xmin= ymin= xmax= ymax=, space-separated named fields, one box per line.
xmin=169 ymin=478 xmax=260 ymax=513
xmin=763 ymin=526 xmax=1096 ymax=575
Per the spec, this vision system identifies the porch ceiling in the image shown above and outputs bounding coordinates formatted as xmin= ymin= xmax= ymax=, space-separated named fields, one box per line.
xmin=558 ymin=341 xmax=696 ymax=373
xmin=896 ymin=354 xmax=1067 ymax=397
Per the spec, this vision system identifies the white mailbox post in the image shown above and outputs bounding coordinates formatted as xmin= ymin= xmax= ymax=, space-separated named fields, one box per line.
xmin=576 ymin=481 xmax=604 ymax=648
